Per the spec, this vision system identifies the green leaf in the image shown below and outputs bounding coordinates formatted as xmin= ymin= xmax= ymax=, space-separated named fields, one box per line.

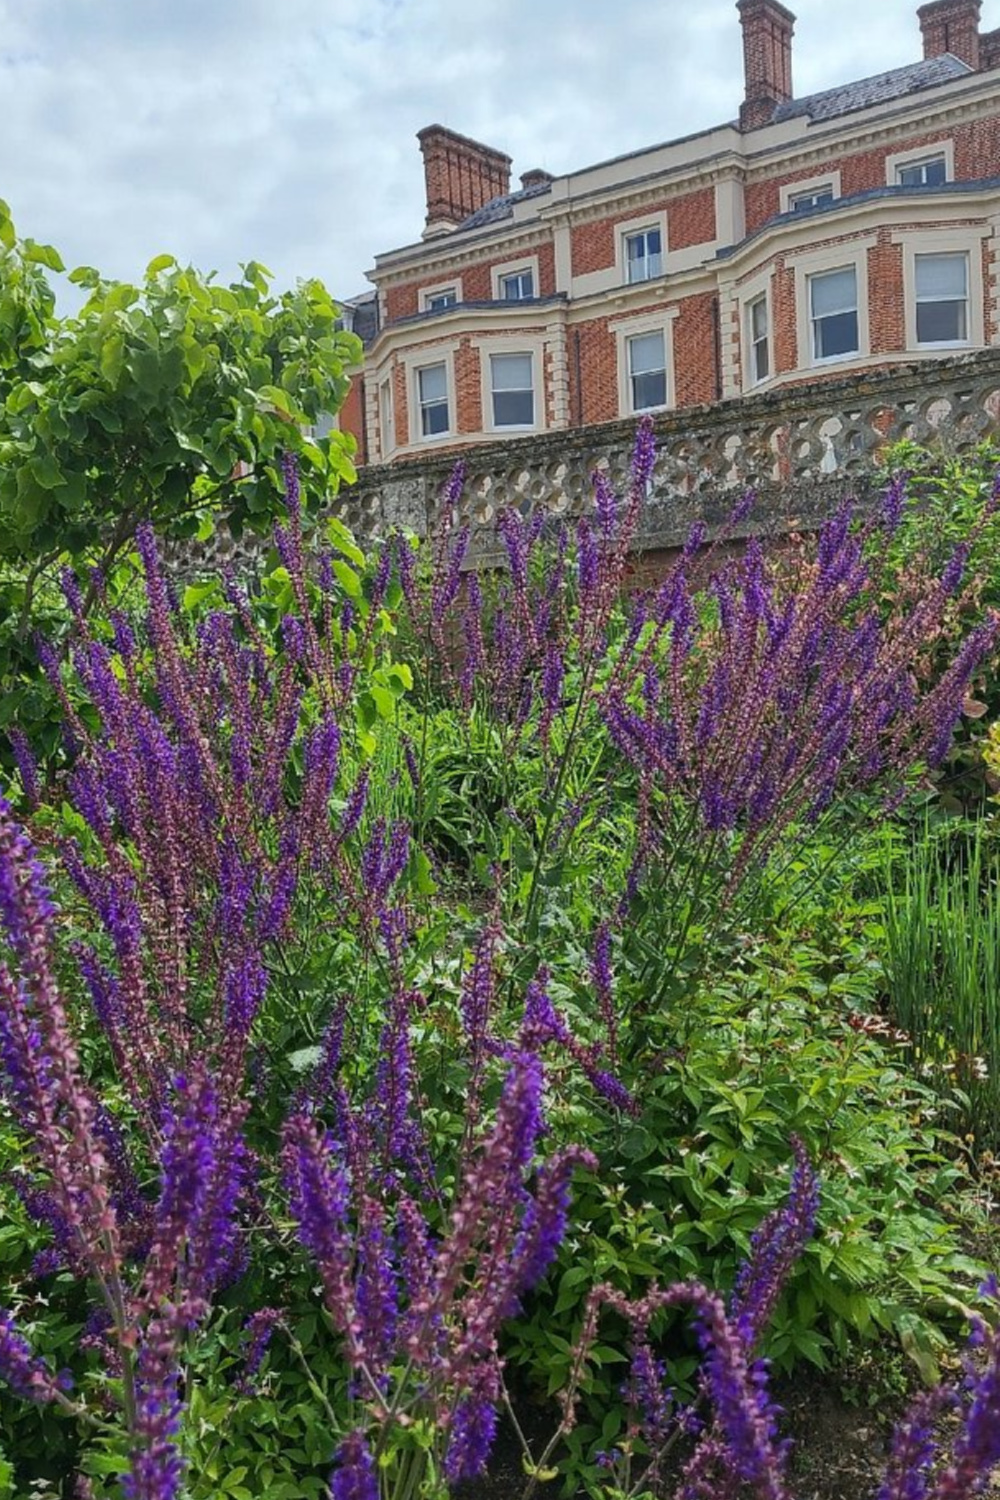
xmin=332 ymin=558 xmax=362 ymax=599
xmin=22 ymin=238 xmax=65 ymax=272
xmin=146 ymin=253 xmax=177 ymax=276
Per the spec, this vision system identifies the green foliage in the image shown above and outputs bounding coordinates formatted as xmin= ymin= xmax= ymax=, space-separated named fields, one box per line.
xmin=881 ymin=816 xmax=1000 ymax=1147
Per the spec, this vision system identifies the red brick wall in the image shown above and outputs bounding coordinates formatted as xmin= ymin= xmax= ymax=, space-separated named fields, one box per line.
xmin=674 ymin=292 xmax=719 ymax=404
xmin=571 ymin=189 xmax=717 ymax=277
xmin=572 ymin=317 xmax=618 ymax=423
xmin=868 ymin=230 xmax=905 ymax=352
xmin=383 ymin=241 xmax=557 ymax=325
xmin=339 ymin=379 xmax=366 ymax=456
xmin=745 ymin=119 xmax=1000 ymax=235
xmin=670 ymin=187 xmax=718 ymax=250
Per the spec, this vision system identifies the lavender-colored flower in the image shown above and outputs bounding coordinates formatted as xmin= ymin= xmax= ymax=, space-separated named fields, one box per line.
xmin=445 ymin=1388 xmax=499 ymax=1481
xmin=730 ymin=1137 xmax=819 ymax=1351
xmin=0 ymin=1309 xmax=69 ymax=1404
xmin=281 ymin=449 xmax=302 ymax=521
xmin=331 ymin=1429 xmax=378 ymax=1500
xmin=8 ymin=728 xmax=40 ymax=807
xmin=123 ymin=1307 xmax=190 ymax=1500
xmin=235 ymin=1307 xmax=283 ymax=1395
xmin=59 ymin=565 xmax=84 ymax=618
xmin=630 ymin=414 xmax=657 ymax=496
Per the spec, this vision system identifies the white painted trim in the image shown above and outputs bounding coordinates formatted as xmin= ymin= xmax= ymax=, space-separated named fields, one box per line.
xmin=791 ymin=241 xmax=872 ymax=369
xmin=780 ymin=170 xmax=842 ymax=214
xmin=471 ymin=334 xmax=547 ymax=436
xmin=885 ymin=138 xmax=955 ymax=186
xmin=610 ymin=307 xmax=679 ymax=417
xmin=378 ymin=375 xmax=395 ymax=461
xmin=894 ymin=227 xmax=987 ymax=351
xmin=400 ymin=345 xmax=458 ymax=446
xmin=491 ymin=254 xmax=541 ymax=301
xmin=616 ymin=210 xmax=669 ymax=288
xmin=420 ymin=277 xmax=464 ymax=310
xmin=737 ymin=268 xmax=774 ymax=389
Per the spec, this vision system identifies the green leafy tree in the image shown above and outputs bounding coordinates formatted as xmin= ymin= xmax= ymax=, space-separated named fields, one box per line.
xmin=0 ymin=201 xmax=362 ymax=749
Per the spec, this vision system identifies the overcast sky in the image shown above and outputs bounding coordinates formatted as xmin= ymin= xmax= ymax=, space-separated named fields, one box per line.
xmin=1 ymin=0 xmax=989 ymax=304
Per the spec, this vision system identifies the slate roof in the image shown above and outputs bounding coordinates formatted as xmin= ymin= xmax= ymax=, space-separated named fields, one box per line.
xmin=457 ymin=180 xmax=553 ymax=231
xmin=772 ymin=52 xmax=972 ymax=124
xmin=340 ymin=290 xmax=379 ymax=345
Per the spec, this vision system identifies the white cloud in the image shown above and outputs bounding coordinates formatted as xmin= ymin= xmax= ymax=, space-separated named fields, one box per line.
xmin=0 ymin=0 xmax=978 ymax=302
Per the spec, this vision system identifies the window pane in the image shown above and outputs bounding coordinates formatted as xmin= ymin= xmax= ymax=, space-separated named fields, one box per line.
xmin=815 ymin=310 xmax=859 ymax=359
xmin=754 ymin=340 xmax=770 ymax=380
xmin=750 ymin=297 xmax=767 ymax=340
xmin=418 ymin=364 xmax=446 ymax=402
xmin=923 ymin=156 xmax=947 ymax=185
xmin=491 ymin=353 xmax=533 ymax=391
xmin=810 ymin=267 xmax=856 ymax=318
xmin=917 ymin=300 xmax=967 ymax=343
xmin=916 ymin=253 xmax=967 ymax=300
xmin=647 ymin=229 xmax=661 ymax=256
xmin=633 ymin=370 xmax=667 ymax=410
xmin=494 ymin=389 xmax=534 ymax=425
xmin=628 ymin=331 xmax=665 ymax=375
xmin=422 ymin=401 xmax=449 ymax=436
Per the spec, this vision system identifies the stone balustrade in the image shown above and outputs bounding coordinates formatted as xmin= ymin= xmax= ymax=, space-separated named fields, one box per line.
xmin=190 ymin=348 xmax=1000 ymax=574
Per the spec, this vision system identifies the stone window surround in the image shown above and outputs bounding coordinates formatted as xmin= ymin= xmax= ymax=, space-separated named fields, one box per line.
xmin=420 ymin=276 xmax=464 ymax=311
xmin=885 ymin=138 xmax=955 ymax=187
xmin=400 ymin=344 xmax=458 ymax=447
xmin=787 ymin=236 xmax=875 ymax=370
xmin=892 ymin=225 xmax=987 ymax=351
xmin=470 ymin=333 xmax=547 ymax=436
xmin=491 ymin=254 xmax=541 ymax=301
xmin=610 ymin=306 xmax=679 ymax=417
xmin=779 ymin=170 xmax=842 ymax=215
xmin=616 ymin=210 xmax=670 ymax=288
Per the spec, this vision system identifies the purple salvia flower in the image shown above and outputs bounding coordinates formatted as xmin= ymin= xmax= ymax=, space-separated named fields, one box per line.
xmin=395 ymin=532 xmax=417 ymax=607
xmin=59 ymin=565 xmax=84 ymax=618
xmin=577 ymin=517 xmax=598 ymax=597
xmin=877 ymin=1389 xmax=949 ymax=1500
xmin=730 ymin=1136 xmax=819 ymax=1352
xmin=630 ymin=413 xmax=657 ymax=496
xmin=280 ymin=614 xmax=306 ymax=663
xmin=235 ymin=1307 xmax=283 ymax=1395
xmin=282 ymin=1114 xmax=361 ymax=1364
xmin=593 ymin=469 xmax=617 ymax=540
xmin=442 ymin=459 xmax=467 ymax=514
xmin=941 ymin=542 xmax=970 ymax=597
xmin=356 ymin=1194 xmax=399 ymax=1375
xmin=109 ymin=608 xmax=138 ymax=664
xmin=445 ymin=1383 xmax=500 ymax=1482
xmin=122 ymin=1306 xmax=191 ymax=1500
xmin=927 ymin=1312 xmax=1000 ymax=1498
xmin=512 ymin=1145 xmax=597 ymax=1296
xmin=370 ymin=543 xmax=392 ymax=611
xmin=281 ymin=449 xmax=302 ymax=522
xmin=331 ymin=1430 xmax=378 ymax=1500
xmin=339 ymin=768 xmax=370 ymax=844
xmin=8 ymin=728 xmax=40 ymax=808
xmin=0 ymin=1309 xmax=70 ymax=1404
xmin=881 ymin=471 xmax=909 ymax=536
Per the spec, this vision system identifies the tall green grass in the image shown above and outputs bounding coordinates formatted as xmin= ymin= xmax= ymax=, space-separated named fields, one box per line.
xmin=883 ymin=821 xmax=1000 ymax=1147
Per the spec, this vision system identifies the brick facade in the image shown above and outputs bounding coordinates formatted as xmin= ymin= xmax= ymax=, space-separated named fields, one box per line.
xmin=348 ymin=1 xmax=1000 ymax=466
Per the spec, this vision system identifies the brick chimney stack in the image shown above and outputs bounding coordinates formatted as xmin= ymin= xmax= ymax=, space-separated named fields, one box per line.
xmin=918 ymin=0 xmax=981 ymax=68
xmin=737 ymin=0 xmax=796 ymax=130
xmin=417 ymin=125 xmax=512 ymax=239
xmin=520 ymin=168 xmax=554 ymax=190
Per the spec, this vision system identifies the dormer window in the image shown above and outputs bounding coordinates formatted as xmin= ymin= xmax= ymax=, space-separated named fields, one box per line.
xmin=625 ymin=228 xmax=663 ymax=284
xmin=426 ymin=289 xmax=457 ymax=312
xmin=500 ymin=269 xmax=534 ymax=301
xmin=788 ymin=185 xmax=834 ymax=213
xmin=896 ymin=154 xmax=948 ymax=188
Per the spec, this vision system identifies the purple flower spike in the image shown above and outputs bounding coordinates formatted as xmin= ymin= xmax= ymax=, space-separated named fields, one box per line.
xmin=730 ymin=1136 xmax=819 ymax=1352
xmin=630 ymin=414 xmax=657 ymax=495
xmin=0 ymin=1309 xmax=69 ymax=1404
xmin=331 ymin=1430 xmax=378 ymax=1500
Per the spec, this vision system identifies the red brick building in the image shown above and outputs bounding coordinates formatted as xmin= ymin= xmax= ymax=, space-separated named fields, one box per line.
xmin=339 ymin=0 xmax=1000 ymax=465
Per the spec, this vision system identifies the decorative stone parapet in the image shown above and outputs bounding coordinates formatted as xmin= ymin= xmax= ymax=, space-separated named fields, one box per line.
xmin=188 ymin=349 xmax=1000 ymax=575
